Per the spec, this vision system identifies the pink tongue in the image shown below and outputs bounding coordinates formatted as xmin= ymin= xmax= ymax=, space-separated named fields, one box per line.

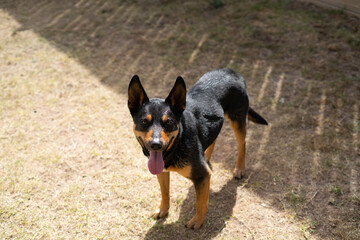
xmin=148 ymin=151 xmax=164 ymax=175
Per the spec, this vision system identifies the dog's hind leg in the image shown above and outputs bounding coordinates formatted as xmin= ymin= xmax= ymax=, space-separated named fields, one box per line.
xmin=229 ymin=119 xmax=246 ymax=179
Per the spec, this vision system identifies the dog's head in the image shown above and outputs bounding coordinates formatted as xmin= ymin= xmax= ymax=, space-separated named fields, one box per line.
xmin=128 ymin=75 xmax=186 ymax=175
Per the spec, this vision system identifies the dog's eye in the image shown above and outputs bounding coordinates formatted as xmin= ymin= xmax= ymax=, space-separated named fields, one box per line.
xmin=141 ymin=119 xmax=148 ymax=125
xmin=164 ymin=119 xmax=174 ymax=125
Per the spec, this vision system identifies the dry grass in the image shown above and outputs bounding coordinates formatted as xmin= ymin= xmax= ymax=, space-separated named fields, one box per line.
xmin=0 ymin=0 xmax=359 ymax=239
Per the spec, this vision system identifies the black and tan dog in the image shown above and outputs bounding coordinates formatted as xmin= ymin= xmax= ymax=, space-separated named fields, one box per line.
xmin=128 ymin=68 xmax=267 ymax=229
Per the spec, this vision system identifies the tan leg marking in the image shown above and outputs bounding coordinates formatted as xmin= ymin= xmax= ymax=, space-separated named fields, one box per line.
xmin=204 ymin=139 xmax=216 ymax=163
xmin=153 ymin=171 xmax=170 ymax=219
xmin=230 ymin=120 xmax=246 ymax=179
xmin=186 ymin=172 xmax=211 ymax=229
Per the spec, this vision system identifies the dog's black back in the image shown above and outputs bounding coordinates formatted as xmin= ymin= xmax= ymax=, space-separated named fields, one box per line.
xmin=186 ymin=68 xmax=249 ymax=150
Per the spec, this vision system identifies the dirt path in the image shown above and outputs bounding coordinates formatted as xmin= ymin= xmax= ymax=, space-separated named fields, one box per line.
xmin=0 ymin=0 xmax=359 ymax=239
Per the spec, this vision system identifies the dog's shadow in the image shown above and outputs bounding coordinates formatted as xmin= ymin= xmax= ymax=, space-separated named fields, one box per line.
xmin=144 ymin=177 xmax=244 ymax=239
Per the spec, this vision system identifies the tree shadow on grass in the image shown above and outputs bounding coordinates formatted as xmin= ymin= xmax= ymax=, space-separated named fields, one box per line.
xmin=144 ymin=178 xmax=243 ymax=240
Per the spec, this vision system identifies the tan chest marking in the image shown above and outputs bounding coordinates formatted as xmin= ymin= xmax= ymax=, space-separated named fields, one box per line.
xmin=166 ymin=165 xmax=192 ymax=179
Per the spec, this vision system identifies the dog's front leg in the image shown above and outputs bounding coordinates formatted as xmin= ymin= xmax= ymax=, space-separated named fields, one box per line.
xmin=186 ymin=172 xmax=211 ymax=229
xmin=153 ymin=171 xmax=170 ymax=219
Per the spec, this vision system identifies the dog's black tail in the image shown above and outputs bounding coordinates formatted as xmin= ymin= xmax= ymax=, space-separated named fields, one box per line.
xmin=248 ymin=107 xmax=268 ymax=125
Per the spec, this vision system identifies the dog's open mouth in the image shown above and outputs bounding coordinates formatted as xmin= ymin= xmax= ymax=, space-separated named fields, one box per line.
xmin=148 ymin=151 xmax=164 ymax=175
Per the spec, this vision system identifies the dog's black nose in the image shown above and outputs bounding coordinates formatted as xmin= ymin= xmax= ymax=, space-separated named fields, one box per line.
xmin=150 ymin=141 xmax=162 ymax=150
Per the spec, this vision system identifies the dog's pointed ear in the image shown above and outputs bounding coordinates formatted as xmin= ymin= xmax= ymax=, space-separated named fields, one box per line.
xmin=128 ymin=75 xmax=149 ymax=114
xmin=165 ymin=76 xmax=186 ymax=113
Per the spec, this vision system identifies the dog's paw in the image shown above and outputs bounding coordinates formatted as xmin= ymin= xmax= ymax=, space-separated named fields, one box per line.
xmin=185 ymin=215 xmax=204 ymax=229
xmin=233 ymin=168 xmax=245 ymax=179
xmin=152 ymin=208 xmax=169 ymax=219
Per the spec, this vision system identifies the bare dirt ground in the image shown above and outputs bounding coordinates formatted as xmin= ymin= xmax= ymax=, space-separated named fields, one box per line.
xmin=0 ymin=0 xmax=359 ymax=239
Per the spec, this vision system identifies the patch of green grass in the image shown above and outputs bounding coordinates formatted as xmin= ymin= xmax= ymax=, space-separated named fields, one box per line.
xmin=300 ymin=218 xmax=317 ymax=237
xmin=350 ymin=193 xmax=360 ymax=205
xmin=209 ymin=0 xmax=224 ymax=8
xmin=335 ymin=28 xmax=360 ymax=49
xmin=251 ymin=0 xmax=290 ymax=12
xmin=330 ymin=185 xmax=342 ymax=195
xmin=323 ymin=158 xmax=333 ymax=168
xmin=303 ymin=10 xmax=327 ymax=21
xmin=353 ymin=214 xmax=360 ymax=223
xmin=286 ymin=190 xmax=305 ymax=205
xmin=175 ymin=195 xmax=184 ymax=207
xmin=327 ymin=8 xmax=345 ymax=16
